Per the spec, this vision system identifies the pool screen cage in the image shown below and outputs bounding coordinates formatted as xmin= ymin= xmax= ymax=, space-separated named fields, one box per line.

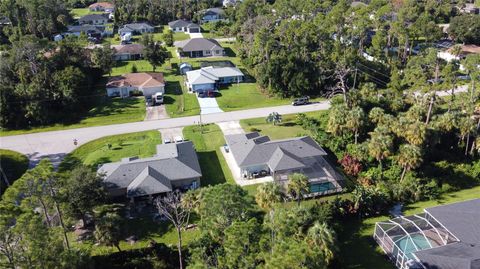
xmin=373 ymin=213 xmax=459 ymax=269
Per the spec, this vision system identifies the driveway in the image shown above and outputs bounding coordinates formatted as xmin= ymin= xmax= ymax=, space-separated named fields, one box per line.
xmin=159 ymin=127 xmax=184 ymax=143
xmin=197 ymin=96 xmax=224 ymax=114
xmin=220 ymin=146 xmax=273 ymax=186
xmin=189 ymin=32 xmax=203 ymax=38
xmin=217 ymin=121 xmax=244 ymax=135
xmin=145 ymin=106 xmax=169 ymax=121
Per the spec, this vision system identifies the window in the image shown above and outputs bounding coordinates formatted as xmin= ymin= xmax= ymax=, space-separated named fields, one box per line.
xmin=215 ymin=50 xmax=220 ymax=54
xmin=205 ymin=50 xmax=211 ymax=55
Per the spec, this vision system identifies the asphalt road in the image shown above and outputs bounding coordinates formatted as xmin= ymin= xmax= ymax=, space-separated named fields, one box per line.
xmin=0 ymin=102 xmax=331 ymax=165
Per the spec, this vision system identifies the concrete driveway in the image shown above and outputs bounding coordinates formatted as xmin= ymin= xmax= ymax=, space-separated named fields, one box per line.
xmin=217 ymin=121 xmax=244 ymax=135
xmin=145 ymin=106 xmax=169 ymax=121
xmin=197 ymin=96 xmax=224 ymax=114
xmin=189 ymin=32 xmax=203 ymax=38
xmin=220 ymin=146 xmax=273 ymax=186
xmin=159 ymin=127 xmax=184 ymax=143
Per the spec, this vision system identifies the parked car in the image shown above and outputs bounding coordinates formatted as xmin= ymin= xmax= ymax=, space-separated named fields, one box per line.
xmin=164 ymin=138 xmax=172 ymax=144
xmin=198 ymin=90 xmax=216 ymax=98
xmin=223 ymin=144 xmax=230 ymax=153
xmin=145 ymin=96 xmax=153 ymax=106
xmin=174 ymin=136 xmax=183 ymax=143
xmin=292 ymin=96 xmax=310 ymax=106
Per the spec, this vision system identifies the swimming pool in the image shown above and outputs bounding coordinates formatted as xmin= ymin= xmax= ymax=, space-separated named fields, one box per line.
xmin=309 ymin=182 xmax=336 ymax=193
xmin=394 ymin=233 xmax=432 ymax=259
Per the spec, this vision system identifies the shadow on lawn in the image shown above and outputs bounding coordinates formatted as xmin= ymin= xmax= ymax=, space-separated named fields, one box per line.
xmin=198 ymin=151 xmax=227 ymax=186
xmin=87 ymin=97 xmax=141 ymax=118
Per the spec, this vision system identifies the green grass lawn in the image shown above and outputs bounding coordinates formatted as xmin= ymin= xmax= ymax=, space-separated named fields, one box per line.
xmin=60 ymin=130 xmax=161 ymax=170
xmin=183 ymin=124 xmax=234 ymax=186
xmin=338 ymin=185 xmax=480 ymax=269
xmin=240 ymin=111 xmax=328 ymax=140
xmin=200 ymin=22 xmax=230 ymax=39
xmin=216 ymin=83 xmax=291 ymax=111
xmin=1 ymin=97 xmax=146 ymax=137
xmin=70 ymin=8 xmax=103 ymax=18
xmin=0 ymin=149 xmax=29 ymax=195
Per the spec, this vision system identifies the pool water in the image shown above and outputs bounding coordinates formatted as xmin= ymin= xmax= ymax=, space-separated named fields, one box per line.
xmin=395 ymin=234 xmax=432 ymax=259
xmin=309 ymin=182 xmax=335 ymax=193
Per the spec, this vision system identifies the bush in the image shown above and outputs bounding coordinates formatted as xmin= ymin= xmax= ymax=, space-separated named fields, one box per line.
xmin=131 ymin=64 xmax=138 ymax=73
xmin=249 ymin=127 xmax=261 ymax=132
xmin=130 ymin=89 xmax=143 ymax=96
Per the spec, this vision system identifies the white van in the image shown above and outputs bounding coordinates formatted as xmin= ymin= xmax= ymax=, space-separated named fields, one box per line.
xmin=153 ymin=92 xmax=163 ymax=105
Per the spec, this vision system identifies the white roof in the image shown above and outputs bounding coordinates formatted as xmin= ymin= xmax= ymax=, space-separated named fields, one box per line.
xmin=186 ymin=66 xmax=244 ymax=85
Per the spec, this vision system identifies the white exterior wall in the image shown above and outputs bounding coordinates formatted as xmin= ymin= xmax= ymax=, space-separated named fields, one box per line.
xmin=142 ymin=86 xmax=165 ymax=97
xmin=106 ymin=86 xmax=134 ymax=97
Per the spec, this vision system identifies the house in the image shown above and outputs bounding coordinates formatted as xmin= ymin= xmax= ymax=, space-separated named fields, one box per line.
xmin=98 ymin=141 xmax=202 ymax=199
xmin=106 ymin=72 xmax=165 ymax=97
xmin=438 ymin=44 xmax=480 ymax=62
xmin=168 ymin=20 xmax=201 ymax=33
xmin=374 ymin=199 xmax=480 ymax=269
xmin=458 ymin=3 xmax=480 ymax=14
xmin=89 ymin=2 xmax=115 ymax=13
xmin=179 ymin=62 xmax=193 ymax=74
xmin=200 ymin=8 xmax=225 ymax=23
xmin=185 ymin=66 xmax=244 ymax=93
xmin=111 ymin=44 xmax=145 ymax=61
xmin=223 ymin=0 xmax=242 ymax=7
xmin=174 ymin=38 xmax=224 ymax=58
xmin=118 ymin=23 xmax=154 ymax=35
xmin=67 ymin=25 xmax=106 ymax=37
xmin=224 ymin=132 xmax=344 ymax=196
xmin=78 ymin=14 xmax=108 ymax=25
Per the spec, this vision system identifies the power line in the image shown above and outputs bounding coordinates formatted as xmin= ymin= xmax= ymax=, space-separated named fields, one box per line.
xmin=356 ymin=68 xmax=389 ymax=87
xmin=356 ymin=62 xmax=391 ymax=79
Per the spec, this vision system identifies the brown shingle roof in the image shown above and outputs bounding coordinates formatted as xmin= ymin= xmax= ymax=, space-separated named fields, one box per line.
xmin=447 ymin=44 xmax=480 ymax=55
xmin=107 ymin=73 xmax=165 ymax=88
xmin=89 ymin=2 xmax=114 ymax=9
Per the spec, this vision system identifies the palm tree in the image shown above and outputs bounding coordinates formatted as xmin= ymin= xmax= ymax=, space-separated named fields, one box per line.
xmin=396 ymin=144 xmax=423 ymax=182
xmin=403 ymin=121 xmax=426 ymax=146
xmin=368 ymin=107 xmax=386 ymax=124
xmin=287 ymin=173 xmax=309 ymax=205
xmin=94 ymin=204 xmax=124 ymax=252
xmin=367 ymin=127 xmax=393 ymax=179
xmin=255 ymin=182 xmax=283 ymax=211
xmin=306 ymin=222 xmax=337 ymax=265
xmin=435 ymin=112 xmax=457 ymax=133
xmin=266 ymin=112 xmax=282 ymax=125
xmin=346 ymin=106 xmax=365 ymax=144
xmin=457 ymin=116 xmax=476 ymax=156
xmin=327 ymin=104 xmax=348 ymax=136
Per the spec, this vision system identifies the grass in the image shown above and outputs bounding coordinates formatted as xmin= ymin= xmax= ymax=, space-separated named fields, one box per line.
xmin=339 ymin=185 xmax=480 ymax=269
xmin=60 ymin=130 xmax=161 ymax=170
xmin=70 ymin=8 xmax=103 ymax=18
xmin=1 ymin=97 xmax=146 ymax=137
xmin=183 ymin=124 xmax=234 ymax=186
xmin=0 ymin=149 xmax=29 ymax=195
xmin=200 ymin=22 xmax=230 ymax=39
xmin=240 ymin=111 xmax=328 ymax=140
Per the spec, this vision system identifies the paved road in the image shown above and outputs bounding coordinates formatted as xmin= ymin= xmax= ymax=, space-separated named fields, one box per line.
xmin=0 ymin=102 xmax=331 ymax=164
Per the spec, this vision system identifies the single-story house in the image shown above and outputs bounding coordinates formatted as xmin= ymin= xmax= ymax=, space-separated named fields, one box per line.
xmin=174 ymin=38 xmax=224 ymax=58
xmin=118 ymin=23 xmax=154 ymax=35
xmin=179 ymin=62 xmax=193 ymax=74
xmin=168 ymin=20 xmax=201 ymax=33
xmin=223 ymin=0 xmax=242 ymax=7
xmin=78 ymin=14 xmax=108 ymax=25
xmin=111 ymin=44 xmax=145 ymax=61
xmin=200 ymin=8 xmax=225 ymax=23
xmin=67 ymin=25 xmax=106 ymax=37
xmin=185 ymin=66 xmax=244 ymax=92
xmin=438 ymin=44 xmax=480 ymax=62
xmin=224 ymin=132 xmax=343 ymax=196
xmin=99 ymin=141 xmax=202 ymax=199
xmin=374 ymin=198 xmax=480 ymax=269
xmin=106 ymin=72 xmax=165 ymax=97
xmin=89 ymin=2 xmax=115 ymax=13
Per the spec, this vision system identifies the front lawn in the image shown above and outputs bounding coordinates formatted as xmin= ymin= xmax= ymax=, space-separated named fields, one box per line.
xmin=111 ymin=60 xmax=155 ymax=76
xmin=183 ymin=124 xmax=234 ymax=186
xmin=0 ymin=149 xmax=29 ymax=195
xmin=216 ymin=83 xmax=291 ymax=111
xmin=240 ymin=111 xmax=328 ymax=140
xmin=1 ymin=97 xmax=146 ymax=137
xmin=70 ymin=8 xmax=103 ymax=18
xmin=338 ymin=185 xmax=480 ymax=269
xmin=60 ymin=130 xmax=161 ymax=170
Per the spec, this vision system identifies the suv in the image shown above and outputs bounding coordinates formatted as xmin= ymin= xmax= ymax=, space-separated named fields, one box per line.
xmin=292 ymin=96 xmax=310 ymax=106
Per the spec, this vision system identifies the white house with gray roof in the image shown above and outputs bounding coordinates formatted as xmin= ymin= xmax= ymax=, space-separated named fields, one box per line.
xmin=78 ymin=14 xmax=108 ymax=25
xmin=168 ymin=19 xmax=201 ymax=33
xmin=118 ymin=23 xmax=154 ymax=36
xmin=174 ymin=38 xmax=224 ymax=58
xmin=224 ymin=132 xmax=343 ymax=195
xmin=185 ymin=66 xmax=244 ymax=93
xmin=98 ymin=141 xmax=202 ymax=199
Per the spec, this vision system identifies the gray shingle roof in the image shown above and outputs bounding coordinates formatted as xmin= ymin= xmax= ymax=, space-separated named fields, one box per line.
xmin=174 ymin=38 xmax=223 ymax=52
xmin=127 ymin=166 xmax=172 ymax=197
xmin=79 ymin=14 xmax=107 ymax=22
xmin=414 ymin=242 xmax=480 ymax=269
xmin=425 ymin=199 xmax=480 ymax=244
xmin=68 ymin=25 xmax=105 ymax=34
xmin=168 ymin=20 xmax=200 ymax=29
xmin=119 ymin=23 xmax=154 ymax=31
xmin=99 ymin=141 xmax=201 ymax=196
xmin=225 ymin=132 xmax=327 ymax=170
xmin=203 ymin=8 xmax=225 ymax=16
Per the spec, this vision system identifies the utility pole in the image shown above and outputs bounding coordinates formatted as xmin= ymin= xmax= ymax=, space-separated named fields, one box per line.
xmin=199 ymin=108 xmax=203 ymax=134
xmin=353 ymin=62 xmax=358 ymax=90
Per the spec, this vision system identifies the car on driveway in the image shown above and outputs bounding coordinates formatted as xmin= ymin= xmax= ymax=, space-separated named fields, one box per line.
xmin=174 ymin=136 xmax=184 ymax=143
xmin=198 ymin=90 xmax=216 ymax=98
xmin=292 ymin=96 xmax=310 ymax=106
xmin=164 ymin=138 xmax=172 ymax=144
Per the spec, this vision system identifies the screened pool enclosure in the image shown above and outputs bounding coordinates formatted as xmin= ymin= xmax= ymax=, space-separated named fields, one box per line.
xmin=373 ymin=213 xmax=459 ymax=269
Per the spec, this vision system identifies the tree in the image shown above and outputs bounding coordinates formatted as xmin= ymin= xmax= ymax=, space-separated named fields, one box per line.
xmin=64 ymin=165 xmax=106 ymax=227
xmin=255 ymin=182 xmax=283 ymax=211
xmin=266 ymin=112 xmax=282 ymax=125
xmin=448 ymin=14 xmax=480 ymax=44
xmin=346 ymin=106 xmax=365 ymax=144
xmin=306 ymin=222 xmax=337 ymax=265
xmin=367 ymin=127 xmax=393 ymax=178
xmin=220 ymin=218 xmax=261 ymax=269
xmin=155 ymin=190 xmax=193 ymax=269
xmin=142 ymin=34 xmax=169 ymax=72
xmin=91 ymin=44 xmax=115 ymax=76
xmin=162 ymin=30 xmax=174 ymax=47
xmin=287 ymin=173 xmax=309 ymax=205
xmin=396 ymin=144 xmax=423 ymax=182
xmin=94 ymin=204 xmax=124 ymax=252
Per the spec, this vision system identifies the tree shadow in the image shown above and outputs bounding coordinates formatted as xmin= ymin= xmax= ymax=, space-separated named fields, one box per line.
xmin=223 ymin=47 xmax=236 ymax=57
xmin=165 ymin=81 xmax=182 ymax=95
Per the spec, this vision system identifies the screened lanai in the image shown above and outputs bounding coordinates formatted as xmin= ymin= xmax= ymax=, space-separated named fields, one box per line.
xmin=373 ymin=213 xmax=459 ymax=269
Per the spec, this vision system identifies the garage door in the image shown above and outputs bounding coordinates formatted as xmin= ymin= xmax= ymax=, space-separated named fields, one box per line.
xmin=189 ymin=28 xmax=200 ymax=33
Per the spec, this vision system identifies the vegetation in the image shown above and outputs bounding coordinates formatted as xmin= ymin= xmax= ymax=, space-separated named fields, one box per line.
xmin=0 ymin=149 xmax=29 ymax=195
